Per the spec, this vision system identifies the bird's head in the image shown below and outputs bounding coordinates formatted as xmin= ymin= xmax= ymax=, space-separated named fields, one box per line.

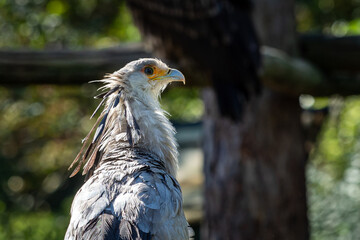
xmin=69 ymin=58 xmax=184 ymax=177
xmin=115 ymin=58 xmax=185 ymax=99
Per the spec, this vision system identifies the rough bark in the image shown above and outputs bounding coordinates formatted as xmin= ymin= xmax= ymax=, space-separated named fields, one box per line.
xmin=202 ymin=88 xmax=308 ymax=240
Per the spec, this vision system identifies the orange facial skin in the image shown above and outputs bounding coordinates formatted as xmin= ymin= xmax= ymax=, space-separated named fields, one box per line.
xmin=141 ymin=65 xmax=170 ymax=80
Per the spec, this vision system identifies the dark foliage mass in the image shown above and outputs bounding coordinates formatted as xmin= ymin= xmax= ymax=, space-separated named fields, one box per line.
xmin=127 ymin=0 xmax=261 ymax=120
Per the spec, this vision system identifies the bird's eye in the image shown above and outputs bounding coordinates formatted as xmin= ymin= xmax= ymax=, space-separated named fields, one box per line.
xmin=144 ymin=66 xmax=154 ymax=75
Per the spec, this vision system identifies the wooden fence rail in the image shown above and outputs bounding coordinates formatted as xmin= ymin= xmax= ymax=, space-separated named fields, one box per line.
xmin=1 ymin=36 xmax=360 ymax=96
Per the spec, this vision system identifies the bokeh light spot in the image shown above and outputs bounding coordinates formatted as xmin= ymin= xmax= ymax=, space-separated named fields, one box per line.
xmin=8 ymin=176 xmax=25 ymax=193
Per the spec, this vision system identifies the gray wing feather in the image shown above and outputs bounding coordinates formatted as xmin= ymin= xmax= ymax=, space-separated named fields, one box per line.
xmin=82 ymin=210 xmax=152 ymax=240
xmin=66 ymin=176 xmax=154 ymax=240
xmin=83 ymin=211 xmax=119 ymax=239
xmin=119 ymin=219 xmax=152 ymax=240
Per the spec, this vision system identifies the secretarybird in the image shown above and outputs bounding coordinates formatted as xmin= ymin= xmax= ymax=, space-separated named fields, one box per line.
xmin=65 ymin=58 xmax=193 ymax=240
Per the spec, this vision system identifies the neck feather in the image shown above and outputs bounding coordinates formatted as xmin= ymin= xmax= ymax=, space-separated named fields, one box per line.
xmin=100 ymin=92 xmax=179 ymax=176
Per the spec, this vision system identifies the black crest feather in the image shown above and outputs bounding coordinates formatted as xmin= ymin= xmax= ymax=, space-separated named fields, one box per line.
xmin=68 ymin=85 xmax=124 ymax=178
xmin=68 ymin=79 xmax=142 ymax=178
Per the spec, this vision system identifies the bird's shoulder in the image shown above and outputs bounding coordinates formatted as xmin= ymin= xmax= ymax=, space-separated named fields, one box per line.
xmin=65 ymin=154 xmax=188 ymax=239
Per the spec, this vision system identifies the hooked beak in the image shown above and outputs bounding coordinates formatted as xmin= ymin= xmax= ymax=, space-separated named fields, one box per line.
xmin=166 ymin=68 xmax=185 ymax=84
xmin=153 ymin=68 xmax=185 ymax=85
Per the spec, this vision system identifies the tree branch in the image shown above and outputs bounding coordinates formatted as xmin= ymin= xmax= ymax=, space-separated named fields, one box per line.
xmin=300 ymin=35 xmax=360 ymax=73
xmin=261 ymin=46 xmax=360 ymax=96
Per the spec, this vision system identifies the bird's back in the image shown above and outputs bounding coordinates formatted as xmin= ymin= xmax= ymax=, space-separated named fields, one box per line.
xmin=65 ymin=148 xmax=190 ymax=240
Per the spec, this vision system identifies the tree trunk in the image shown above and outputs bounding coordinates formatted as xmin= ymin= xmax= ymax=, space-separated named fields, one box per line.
xmin=202 ymin=89 xmax=308 ymax=239
xmin=201 ymin=0 xmax=309 ymax=239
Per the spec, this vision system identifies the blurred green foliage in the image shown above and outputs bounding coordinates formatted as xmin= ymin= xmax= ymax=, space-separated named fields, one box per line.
xmin=0 ymin=85 xmax=95 ymax=239
xmin=296 ymin=0 xmax=360 ymax=35
xmin=162 ymin=87 xmax=204 ymax=123
xmin=307 ymin=96 xmax=360 ymax=240
xmin=0 ymin=207 xmax=71 ymax=239
xmin=0 ymin=0 xmax=360 ymax=239
xmin=0 ymin=0 xmax=140 ymax=49
xmin=295 ymin=0 xmax=360 ymax=238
